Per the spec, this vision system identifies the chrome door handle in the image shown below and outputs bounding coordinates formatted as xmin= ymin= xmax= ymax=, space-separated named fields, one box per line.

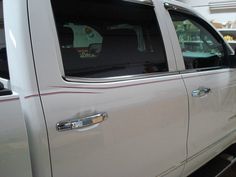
xmin=192 ymin=87 xmax=211 ymax=97
xmin=56 ymin=112 xmax=108 ymax=131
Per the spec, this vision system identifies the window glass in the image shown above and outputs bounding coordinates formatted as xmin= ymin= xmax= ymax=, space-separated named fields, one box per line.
xmin=170 ymin=11 xmax=227 ymax=70
xmin=51 ymin=0 xmax=168 ymax=78
xmin=0 ymin=1 xmax=9 ymax=79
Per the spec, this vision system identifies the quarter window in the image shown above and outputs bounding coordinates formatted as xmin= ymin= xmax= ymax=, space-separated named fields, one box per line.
xmin=51 ymin=0 xmax=168 ymax=78
xmin=169 ymin=11 xmax=227 ymax=70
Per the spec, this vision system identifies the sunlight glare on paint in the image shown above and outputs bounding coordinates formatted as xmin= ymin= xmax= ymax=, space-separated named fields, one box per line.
xmin=9 ymin=30 xmax=17 ymax=48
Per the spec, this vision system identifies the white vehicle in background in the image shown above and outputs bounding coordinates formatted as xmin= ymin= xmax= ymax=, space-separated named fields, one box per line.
xmin=1 ymin=0 xmax=236 ymax=177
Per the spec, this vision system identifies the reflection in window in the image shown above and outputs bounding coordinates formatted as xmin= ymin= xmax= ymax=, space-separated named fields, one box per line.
xmin=170 ymin=11 xmax=226 ymax=70
xmin=52 ymin=0 xmax=168 ymax=78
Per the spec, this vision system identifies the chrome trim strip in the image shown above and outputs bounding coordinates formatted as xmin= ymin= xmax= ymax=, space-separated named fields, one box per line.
xmin=122 ymin=0 xmax=153 ymax=6
xmin=53 ymin=78 xmax=181 ymax=90
xmin=64 ymin=71 xmax=179 ymax=84
xmin=180 ymin=67 xmax=228 ymax=74
xmin=181 ymin=68 xmax=232 ymax=79
xmin=64 ymin=67 xmax=236 ymax=84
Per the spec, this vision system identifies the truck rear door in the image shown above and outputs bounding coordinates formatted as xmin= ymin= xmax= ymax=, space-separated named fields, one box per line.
xmin=28 ymin=0 xmax=189 ymax=176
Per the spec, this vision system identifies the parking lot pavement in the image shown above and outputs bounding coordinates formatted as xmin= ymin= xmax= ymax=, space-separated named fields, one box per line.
xmin=189 ymin=144 xmax=236 ymax=177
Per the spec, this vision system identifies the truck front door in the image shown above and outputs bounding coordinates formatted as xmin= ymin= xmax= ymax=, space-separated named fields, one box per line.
xmin=168 ymin=9 xmax=236 ymax=176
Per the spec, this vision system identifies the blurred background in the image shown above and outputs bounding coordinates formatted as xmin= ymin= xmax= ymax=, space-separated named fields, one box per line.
xmin=176 ymin=0 xmax=236 ymax=49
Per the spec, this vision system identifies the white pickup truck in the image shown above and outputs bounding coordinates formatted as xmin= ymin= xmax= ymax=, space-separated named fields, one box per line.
xmin=1 ymin=0 xmax=236 ymax=177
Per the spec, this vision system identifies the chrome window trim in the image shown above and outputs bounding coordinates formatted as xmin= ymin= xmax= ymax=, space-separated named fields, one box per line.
xmin=179 ymin=66 xmax=229 ymax=74
xmin=64 ymin=66 xmax=231 ymax=84
xmin=63 ymin=71 xmax=180 ymax=83
xmin=64 ymin=67 xmax=231 ymax=84
xmin=123 ymin=0 xmax=154 ymax=6
xmin=164 ymin=2 xmax=199 ymax=18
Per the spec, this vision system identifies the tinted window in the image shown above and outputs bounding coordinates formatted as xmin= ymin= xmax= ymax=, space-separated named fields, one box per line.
xmin=51 ymin=0 xmax=168 ymax=78
xmin=0 ymin=1 xmax=9 ymax=79
xmin=170 ymin=11 xmax=227 ymax=70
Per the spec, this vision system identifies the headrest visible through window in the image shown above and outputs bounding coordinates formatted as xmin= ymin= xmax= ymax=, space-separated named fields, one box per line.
xmin=58 ymin=27 xmax=74 ymax=47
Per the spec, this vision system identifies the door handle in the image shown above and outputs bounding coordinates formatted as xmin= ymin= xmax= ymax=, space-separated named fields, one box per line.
xmin=56 ymin=112 xmax=108 ymax=131
xmin=192 ymin=87 xmax=211 ymax=97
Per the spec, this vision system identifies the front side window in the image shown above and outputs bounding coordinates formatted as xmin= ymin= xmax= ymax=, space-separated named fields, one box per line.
xmin=169 ymin=11 xmax=227 ymax=70
xmin=51 ymin=0 xmax=168 ymax=78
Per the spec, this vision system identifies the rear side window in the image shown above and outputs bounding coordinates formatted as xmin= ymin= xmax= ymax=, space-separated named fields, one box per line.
xmin=0 ymin=0 xmax=9 ymax=79
xmin=51 ymin=0 xmax=168 ymax=78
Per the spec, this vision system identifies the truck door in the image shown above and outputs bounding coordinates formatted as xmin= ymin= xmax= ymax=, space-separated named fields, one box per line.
xmin=167 ymin=8 xmax=236 ymax=176
xmin=28 ymin=0 xmax=189 ymax=176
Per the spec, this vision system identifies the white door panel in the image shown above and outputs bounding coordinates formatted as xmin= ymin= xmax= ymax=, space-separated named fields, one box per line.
xmin=182 ymin=69 xmax=236 ymax=175
xmin=0 ymin=93 xmax=32 ymax=177
xmin=41 ymin=76 xmax=188 ymax=177
xmin=183 ymin=69 xmax=236 ymax=156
